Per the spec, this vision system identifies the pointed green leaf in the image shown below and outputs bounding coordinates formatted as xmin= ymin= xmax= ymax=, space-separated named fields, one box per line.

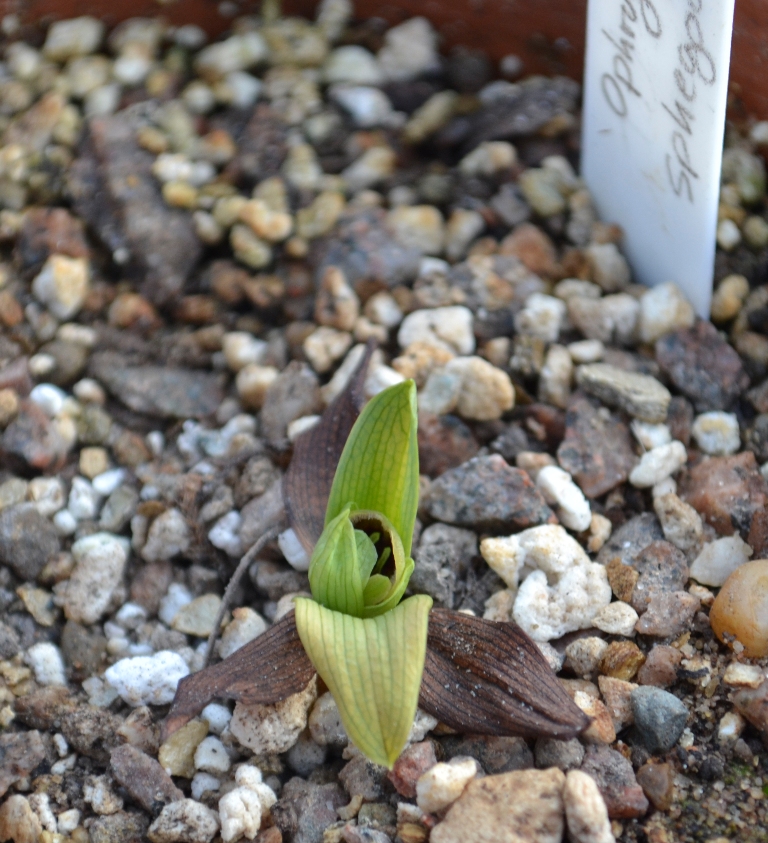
xmin=307 ymin=508 xmax=364 ymax=617
xmin=325 ymin=381 xmax=419 ymax=557
xmin=294 ymin=594 xmax=433 ymax=768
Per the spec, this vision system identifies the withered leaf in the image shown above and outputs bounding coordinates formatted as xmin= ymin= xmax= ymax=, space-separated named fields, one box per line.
xmin=419 ymin=608 xmax=590 ymax=738
xmin=165 ymin=608 xmax=588 ymax=742
xmin=283 ymin=340 xmax=375 ymax=555
xmin=163 ymin=611 xmax=314 ymax=740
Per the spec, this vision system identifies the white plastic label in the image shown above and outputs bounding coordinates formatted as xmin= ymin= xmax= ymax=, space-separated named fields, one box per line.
xmin=581 ymin=0 xmax=735 ymax=317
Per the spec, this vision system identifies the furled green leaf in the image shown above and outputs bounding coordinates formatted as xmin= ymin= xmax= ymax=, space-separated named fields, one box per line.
xmin=307 ymin=508 xmax=364 ymax=617
xmin=325 ymin=381 xmax=419 ymax=557
xmin=294 ymin=593 xmax=432 ymax=768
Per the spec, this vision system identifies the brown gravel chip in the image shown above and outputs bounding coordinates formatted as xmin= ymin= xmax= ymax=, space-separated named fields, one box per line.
xmin=61 ymin=705 xmax=123 ymax=763
xmin=655 ymin=320 xmax=750 ymax=412
xmin=679 ymin=450 xmax=768 ymax=539
xmin=418 ymin=413 xmax=479 ymax=478
xmin=634 ymin=591 xmax=701 ymax=638
xmin=0 ymin=731 xmax=46 ymax=798
xmin=635 ymin=762 xmax=675 ymax=811
xmin=15 ymin=206 xmax=90 ymax=272
xmin=68 ymin=106 xmax=202 ymax=305
xmin=580 ymin=745 xmax=649 ymax=819
xmin=272 ymin=777 xmax=347 ymax=843
xmin=89 ymin=811 xmax=149 ymax=843
xmin=111 ymin=744 xmax=184 ymax=813
xmin=1 ymin=399 xmax=67 ymax=472
xmin=424 ymin=454 xmax=555 ymax=532
xmin=557 ymin=392 xmax=638 ymax=498
xmin=89 ymin=351 xmax=225 ymax=419
xmin=221 ymin=103 xmax=289 ymax=187
xmin=636 ymin=645 xmax=683 ymax=688
xmin=14 ymin=687 xmax=76 ymax=731
xmin=597 ymin=513 xmax=664 ymax=568
xmin=387 ymin=741 xmax=438 ymax=798
xmin=629 ymin=540 xmax=689 ymax=613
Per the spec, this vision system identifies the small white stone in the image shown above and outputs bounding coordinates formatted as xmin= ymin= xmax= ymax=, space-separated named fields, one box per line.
xmin=29 ymin=384 xmax=67 ymax=417
xmin=195 ymin=32 xmax=268 ymax=82
xmin=691 ymin=411 xmax=741 ymax=455
xmin=57 ymin=808 xmax=81 ymax=835
xmin=194 ymin=736 xmax=231 ymax=774
xmin=324 ymin=44 xmax=384 ymax=86
xmin=219 ymin=770 xmax=275 ymax=843
xmin=330 ymin=84 xmax=393 ymax=127
xmin=202 ymin=703 xmax=232 ymax=736
xmin=191 ymin=772 xmax=221 ymax=801
xmin=113 ymin=53 xmax=152 ymax=85
xmin=43 ymin=16 xmax=104 ymax=60
xmin=717 ymin=218 xmax=741 ymax=251
xmin=564 ymin=769 xmax=615 ymax=843
xmin=32 ymin=255 xmax=90 ymax=320
xmin=416 ymin=757 xmax=479 ymax=814
xmin=365 ymin=364 xmax=405 ymax=397
xmin=6 ymin=42 xmax=42 ymax=80
xmin=73 ymin=378 xmax=106 ymax=404
xmin=303 ymin=326 xmax=353 ymax=374
xmin=565 ymin=637 xmax=609 ymax=679
xmin=591 ymin=602 xmax=639 ymax=637
xmin=183 ymin=80 xmax=216 ymax=114
xmin=341 ymin=145 xmax=397 ymax=191
xmin=514 ymin=563 xmax=612 ymax=642
xmin=65 ymin=532 xmax=130 ymax=624
xmin=585 ymin=242 xmax=630 ymax=292
xmin=58 ymin=322 xmax=97 ymax=347
xmin=638 ymin=282 xmax=695 ymax=344
xmin=27 ymin=477 xmax=65 ymax=517
xmin=723 ymin=662 xmax=765 ymax=688
xmin=105 ymin=650 xmax=190 ymax=706
xmin=398 ymin=306 xmax=475 ymax=355
xmin=629 ymin=441 xmax=687 ymax=488
xmin=84 ymin=84 xmax=121 ymax=118
xmin=148 ymin=800 xmax=219 ymax=843
xmin=408 ymin=709 xmax=439 ymax=743
xmin=223 ymin=71 xmax=262 ymax=108
xmin=229 ymin=678 xmax=317 ymax=755
xmin=287 ymin=415 xmax=321 ymax=441
xmin=114 ymin=602 xmax=147 ymax=630
xmin=690 ymin=536 xmax=753 ymax=587
xmin=717 ymin=711 xmax=746 ymax=744
xmin=68 ymin=476 xmax=101 ymax=521
xmin=218 ymin=607 xmax=268 ymax=659
xmin=53 ymin=508 xmax=77 ymax=536
xmin=459 ymin=141 xmax=516 ymax=177
xmin=278 ymin=528 xmax=311 ymax=572
xmin=515 ymin=293 xmax=566 ymax=343
xmin=567 ymin=339 xmax=604 ymax=364
xmin=92 ymin=468 xmax=126 ymax=496
xmin=440 ymin=356 xmax=514 ymax=421
xmin=364 ymin=291 xmax=402 ymax=328
xmin=141 ymin=507 xmax=191 ymax=562
xmin=377 ymin=17 xmax=439 ymax=82
xmin=388 ymin=205 xmax=445 ymax=256
xmin=221 ymin=331 xmax=268 ymax=372
xmin=538 ymin=344 xmax=574 ymax=410
xmin=208 ymin=511 xmax=244 ymax=558
xmin=536 ymin=465 xmax=592 ymax=532
xmin=24 ymin=642 xmax=67 ymax=686
xmin=631 ymin=420 xmax=672 ymax=450
xmin=653 ymin=492 xmax=703 ymax=555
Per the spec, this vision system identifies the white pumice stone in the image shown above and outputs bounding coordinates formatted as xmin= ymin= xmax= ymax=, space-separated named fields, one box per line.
xmin=628 ymin=441 xmax=687 ymax=488
xmin=158 ymin=583 xmax=194 ymax=626
xmin=279 ymin=527 xmax=311 ymax=571
xmin=397 ymin=306 xmax=475 ymax=355
xmin=25 ymin=642 xmax=67 ymax=686
xmin=105 ymin=650 xmax=190 ymax=706
xmin=691 ymin=411 xmax=741 ymax=455
xmin=194 ymin=736 xmax=231 ymax=774
xmin=591 ymin=602 xmax=639 ymax=637
xmin=416 ymin=757 xmax=479 ymax=814
xmin=514 ymin=293 xmax=567 ymax=343
xmin=631 ymin=420 xmax=672 ymax=450
xmin=536 ymin=465 xmax=592 ymax=532
xmin=202 ymin=703 xmax=232 ymax=736
xmin=191 ymin=772 xmax=221 ymax=801
xmin=29 ymin=383 xmax=67 ymax=417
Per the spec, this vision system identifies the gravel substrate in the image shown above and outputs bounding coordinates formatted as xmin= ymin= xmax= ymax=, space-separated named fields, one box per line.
xmin=0 ymin=4 xmax=767 ymax=843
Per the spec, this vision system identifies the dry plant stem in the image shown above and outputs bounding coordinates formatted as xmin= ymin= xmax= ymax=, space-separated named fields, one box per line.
xmin=203 ymin=526 xmax=281 ymax=668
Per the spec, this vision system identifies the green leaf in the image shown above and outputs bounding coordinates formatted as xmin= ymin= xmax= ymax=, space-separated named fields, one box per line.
xmin=307 ymin=508 xmax=364 ymax=617
xmin=294 ymin=594 xmax=433 ymax=769
xmin=325 ymin=381 xmax=419 ymax=557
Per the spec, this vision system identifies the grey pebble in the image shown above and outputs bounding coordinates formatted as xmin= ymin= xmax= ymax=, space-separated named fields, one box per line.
xmin=631 ymin=686 xmax=689 ymax=753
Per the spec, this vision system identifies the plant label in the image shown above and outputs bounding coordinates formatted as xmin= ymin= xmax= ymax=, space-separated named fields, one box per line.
xmin=581 ymin=0 xmax=735 ymax=317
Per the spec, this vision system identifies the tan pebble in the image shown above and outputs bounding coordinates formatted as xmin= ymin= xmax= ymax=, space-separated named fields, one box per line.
xmin=108 ymin=293 xmax=159 ymax=329
xmin=710 ymin=559 xmax=768 ymax=657
xmin=711 ymin=274 xmax=749 ymax=323
xmin=573 ymin=691 xmax=616 ymax=745
xmin=158 ymin=718 xmax=208 ymax=779
xmin=635 ymin=762 xmax=674 ymax=811
xmin=162 ymin=180 xmax=198 ymax=209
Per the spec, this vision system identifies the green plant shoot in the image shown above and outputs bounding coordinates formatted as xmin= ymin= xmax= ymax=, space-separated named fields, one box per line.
xmin=293 ymin=380 xmax=432 ymax=768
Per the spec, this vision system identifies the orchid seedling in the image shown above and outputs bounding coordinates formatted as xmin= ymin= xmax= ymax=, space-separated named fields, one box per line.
xmin=165 ymin=344 xmax=588 ymax=767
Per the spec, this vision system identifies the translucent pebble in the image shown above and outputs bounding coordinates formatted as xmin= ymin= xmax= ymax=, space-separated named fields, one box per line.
xmin=709 ymin=559 xmax=768 ymax=657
